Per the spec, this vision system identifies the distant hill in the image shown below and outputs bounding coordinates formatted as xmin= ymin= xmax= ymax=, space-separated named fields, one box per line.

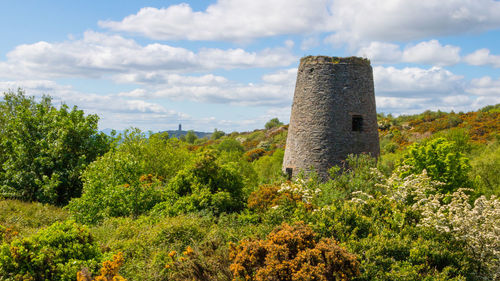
xmin=100 ymin=128 xmax=211 ymax=139
xmin=162 ymin=130 xmax=211 ymax=139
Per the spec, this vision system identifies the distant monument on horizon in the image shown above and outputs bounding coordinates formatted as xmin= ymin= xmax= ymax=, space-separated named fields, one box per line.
xmin=282 ymin=56 xmax=380 ymax=180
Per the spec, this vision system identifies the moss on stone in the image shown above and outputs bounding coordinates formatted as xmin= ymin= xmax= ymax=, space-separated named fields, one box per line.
xmin=300 ymin=55 xmax=370 ymax=66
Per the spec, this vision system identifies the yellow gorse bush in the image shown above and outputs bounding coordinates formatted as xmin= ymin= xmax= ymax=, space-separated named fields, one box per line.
xmin=230 ymin=222 xmax=360 ymax=281
xmin=77 ymin=252 xmax=126 ymax=281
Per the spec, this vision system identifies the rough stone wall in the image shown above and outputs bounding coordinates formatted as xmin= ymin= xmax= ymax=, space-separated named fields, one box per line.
xmin=283 ymin=56 xmax=380 ymax=180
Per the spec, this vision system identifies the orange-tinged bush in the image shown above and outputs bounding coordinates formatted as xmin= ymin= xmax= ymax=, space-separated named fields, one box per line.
xmin=77 ymin=252 xmax=126 ymax=281
xmin=164 ymin=242 xmax=232 ymax=280
xmin=244 ymin=148 xmax=267 ymax=162
xmin=0 ymin=225 xmax=18 ymax=243
xmin=247 ymin=184 xmax=311 ymax=212
xmin=243 ymin=140 xmax=260 ymax=151
xmin=230 ymin=222 xmax=359 ymax=281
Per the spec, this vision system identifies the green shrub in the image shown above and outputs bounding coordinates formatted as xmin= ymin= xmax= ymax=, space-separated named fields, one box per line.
xmin=163 ymin=241 xmax=232 ymax=281
xmin=0 ymin=90 xmax=111 ymax=205
xmin=252 ymin=149 xmax=285 ymax=184
xmin=68 ymin=174 xmax=165 ymax=224
xmin=89 ymin=214 xmax=221 ymax=280
xmin=399 ymin=138 xmax=471 ymax=193
xmin=217 ymin=138 xmax=244 ymax=153
xmin=0 ymin=220 xmax=102 ymax=281
xmin=309 ymin=197 xmax=475 ymax=280
xmin=211 ymin=129 xmax=225 ymax=140
xmin=0 ymin=199 xmax=68 ymax=238
xmin=68 ymin=130 xmax=192 ymax=224
xmin=264 ymin=118 xmax=283 ymax=130
xmin=315 ymin=154 xmax=383 ymax=205
xmin=470 ymin=141 xmax=500 ymax=196
xmin=152 ymin=150 xmax=245 ymax=217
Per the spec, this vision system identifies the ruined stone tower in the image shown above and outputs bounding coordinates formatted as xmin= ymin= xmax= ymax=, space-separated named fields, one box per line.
xmin=283 ymin=56 xmax=380 ymax=180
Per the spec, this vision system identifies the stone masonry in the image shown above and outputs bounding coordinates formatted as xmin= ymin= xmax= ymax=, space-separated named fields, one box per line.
xmin=283 ymin=56 xmax=380 ymax=180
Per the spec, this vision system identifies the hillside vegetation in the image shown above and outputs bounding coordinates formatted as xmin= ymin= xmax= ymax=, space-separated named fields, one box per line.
xmin=0 ymin=91 xmax=499 ymax=281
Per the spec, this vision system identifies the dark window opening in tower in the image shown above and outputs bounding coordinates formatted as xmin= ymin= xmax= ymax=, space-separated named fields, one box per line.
xmin=285 ymin=168 xmax=293 ymax=180
xmin=352 ymin=115 xmax=363 ymax=131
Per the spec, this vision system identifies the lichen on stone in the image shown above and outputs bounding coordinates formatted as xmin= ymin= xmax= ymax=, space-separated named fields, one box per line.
xmin=300 ymin=55 xmax=370 ymax=66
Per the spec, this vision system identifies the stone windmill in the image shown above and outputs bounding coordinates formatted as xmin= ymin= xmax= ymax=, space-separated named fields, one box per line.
xmin=282 ymin=56 xmax=380 ymax=180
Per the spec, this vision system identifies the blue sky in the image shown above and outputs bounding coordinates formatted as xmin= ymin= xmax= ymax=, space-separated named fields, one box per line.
xmin=1 ymin=0 xmax=499 ymax=132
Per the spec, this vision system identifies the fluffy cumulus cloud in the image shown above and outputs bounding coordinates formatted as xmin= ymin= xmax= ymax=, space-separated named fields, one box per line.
xmin=467 ymin=76 xmax=500 ymax=96
xmin=117 ymin=68 xmax=297 ymax=107
xmin=463 ymin=49 xmax=500 ymax=68
xmin=0 ymin=80 xmax=188 ymax=130
xmin=402 ymin=40 xmax=461 ymax=66
xmin=356 ymin=42 xmax=403 ymax=64
xmin=99 ymin=0 xmax=500 ymax=43
xmin=372 ymin=66 xmax=500 ymax=114
xmin=113 ymin=73 xmax=229 ymax=85
xmin=0 ymin=31 xmax=296 ymax=79
xmin=373 ymin=66 xmax=464 ymax=97
xmin=327 ymin=0 xmax=500 ymax=46
xmin=99 ymin=0 xmax=331 ymax=41
xmin=357 ymin=40 xmax=461 ymax=66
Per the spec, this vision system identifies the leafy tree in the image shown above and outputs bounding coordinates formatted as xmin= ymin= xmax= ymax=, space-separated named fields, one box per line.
xmin=185 ymin=130 xmax=198 ymax=144
xmin=0 ymin=90 xmax=111 ymax=205
xmin=68 ymin=129 xmax=192 ymax=224
xmin=217 ymin=138 xmax=244 ymax=153
xmin=152 ymin=150 xmax=245 ymax=216
xmin=211 ymin=128 xmax=225 ymax=140
xmin=399 ymin=137 xmax=471 ymax=193
xmin=264 ymin=118 xmax=283 ymax=130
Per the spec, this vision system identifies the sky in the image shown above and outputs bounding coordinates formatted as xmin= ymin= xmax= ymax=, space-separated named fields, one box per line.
xmin=0 ymin=0 xmax=499 ymax=132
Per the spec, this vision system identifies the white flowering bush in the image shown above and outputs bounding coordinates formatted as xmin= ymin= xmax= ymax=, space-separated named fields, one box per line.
xmin=416 ymin=190 xmax=500 ymax=280
xmin=378 ymin=165 xmax=444 ymax=205
xmin=278 ymin=178 xmax=320 ymax=205
xmin=381 ymin=165 xmax=500 ymax=280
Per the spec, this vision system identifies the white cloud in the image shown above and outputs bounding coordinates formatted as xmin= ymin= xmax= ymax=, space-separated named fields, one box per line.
xmin=357 ymin=40 xmax=460 ymax=66
xmin=357 ymin=42 xmax=402 ymax=64
xmin=376 ymin=96 xmax=430 ymax=110
xmin=328 ymin=0 xmax=500 ymax=46
xmin=261 ymin=68 xmax=297 ymax=84
xmin=0 ymin=31 xmax=296 ymax=80
xmin=99 ymin=1 xmax=330 ymax=41
xmin=467 ymin=76 xmax=500 ymax=96
xmin=463 ymin=49 xmax=500 ymax=68
xmin=0 ymin=80 xmax=187 ymax=130
xmin=373 ymin=68 xmax=500 ymax=114
xmin=374 ymin=66 xmax=464 ymax=97
xmin=117 ymin=69 xmax=297 ymax=107
xmin=100 ymin=0 xmax=500 ymax=43
xmin=114 ymin=73 xmax=229 ymax=85
xmin=402 ymin=40 xmax=461 ymax=66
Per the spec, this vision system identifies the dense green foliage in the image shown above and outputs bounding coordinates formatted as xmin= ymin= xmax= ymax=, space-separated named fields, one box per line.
xmin=0 ymin=91 xmax=111 ymax=205
xmin=399 ymin=137 xmax=471 ymax=193
xmin=1 ymin=93 xmax=499 ymax=280
xmin=152 ymin=150 xmax=245 ymax=216
xmin=264 ymin=118 xmax=283 ymax=130
xmin=67 ymin=130 xmax=193 ymax=224
xmin=0 ymin=220 xmax=102 ymax=281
